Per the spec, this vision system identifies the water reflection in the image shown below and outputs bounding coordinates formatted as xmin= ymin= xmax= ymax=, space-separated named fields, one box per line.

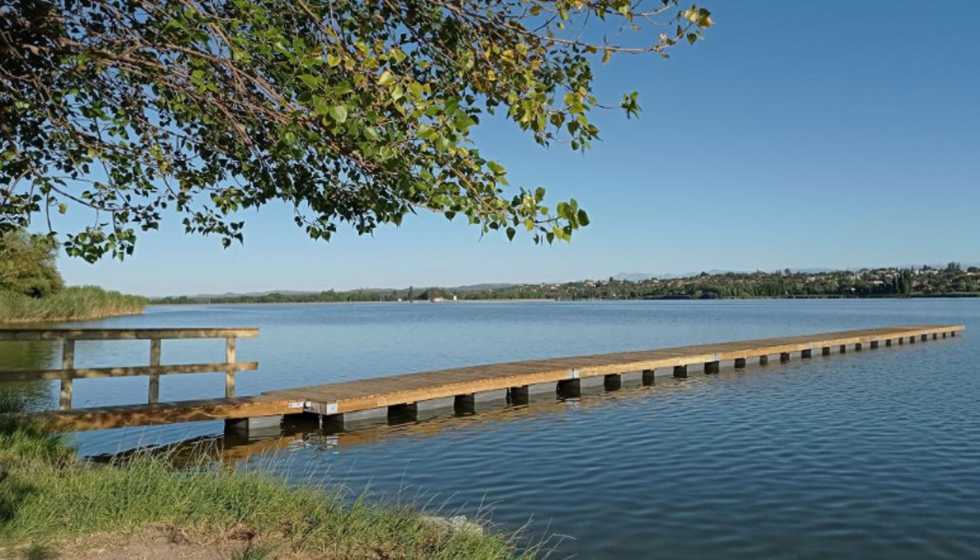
xmin=91 ymin=376 xmax=707 ymax=468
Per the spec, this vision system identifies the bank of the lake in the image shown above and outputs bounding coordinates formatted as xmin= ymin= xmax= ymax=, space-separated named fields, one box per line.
xmin=0 ymin=286 xmax=147 ymax=324
xmin=0 ymin=403 xmax=527 ymax=560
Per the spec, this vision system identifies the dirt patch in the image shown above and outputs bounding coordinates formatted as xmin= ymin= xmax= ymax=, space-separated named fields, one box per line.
xmin=1 ymin=526 xmax=287 ymax=560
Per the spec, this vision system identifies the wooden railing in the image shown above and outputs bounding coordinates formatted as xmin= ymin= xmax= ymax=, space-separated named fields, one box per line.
xmin=0 ymin=328 xmax=259 ymax=410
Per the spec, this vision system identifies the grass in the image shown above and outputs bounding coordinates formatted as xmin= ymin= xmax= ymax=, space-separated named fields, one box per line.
xmin=0 ymin=393 xmax=533 ymax=560
xmin=0 ymin=286 xmax=147 ymax=323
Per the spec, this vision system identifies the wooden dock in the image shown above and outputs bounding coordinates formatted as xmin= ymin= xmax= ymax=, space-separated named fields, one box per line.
xmin=1 ymin=325 xmax=965 ymax=433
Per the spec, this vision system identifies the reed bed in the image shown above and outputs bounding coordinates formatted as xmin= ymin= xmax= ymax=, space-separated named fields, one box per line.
xmin=0 ymin=286 xmax=147 ymax=323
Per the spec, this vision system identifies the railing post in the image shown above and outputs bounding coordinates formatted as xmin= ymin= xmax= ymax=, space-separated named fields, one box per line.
xmin=60 ymin=339 xmax=75 ymax=410
xmin=225 ymin=337 xmax=236 ymax=398
xmin=149 ymin=339 xmax=161 ymax=404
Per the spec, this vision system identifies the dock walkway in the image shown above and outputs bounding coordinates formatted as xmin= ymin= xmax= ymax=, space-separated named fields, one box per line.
xmin=22 ymin=324 xmax=964 ymax=433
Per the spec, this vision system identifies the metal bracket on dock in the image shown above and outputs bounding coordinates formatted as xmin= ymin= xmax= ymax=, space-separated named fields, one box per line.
xmin=304 ymin=401 xmax=338 ymax=415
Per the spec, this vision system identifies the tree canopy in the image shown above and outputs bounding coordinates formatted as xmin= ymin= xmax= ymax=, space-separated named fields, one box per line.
xmin=1 ymin=0 xmax=713 ymax=261
xmin=0 ymin=229 xmax=64 ymax=297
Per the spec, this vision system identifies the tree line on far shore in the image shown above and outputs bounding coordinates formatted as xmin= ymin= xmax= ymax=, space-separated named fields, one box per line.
xmin=153 ymin=264 xmax=979 ymax=305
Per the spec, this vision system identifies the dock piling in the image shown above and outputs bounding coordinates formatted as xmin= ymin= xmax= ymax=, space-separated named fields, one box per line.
xmin=604 ymin=374 xmax=623 ymax=391
xmin=557 ymin=378 xmax=581 ymax=398
xmin=388 ymin=403 xmax=419 ymax=424
xmin=509 ymin=386 xmax=530 ymax=405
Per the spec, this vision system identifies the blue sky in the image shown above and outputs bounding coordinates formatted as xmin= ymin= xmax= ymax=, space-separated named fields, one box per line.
xmin=59 ymin=0 xmax=979 ymax=296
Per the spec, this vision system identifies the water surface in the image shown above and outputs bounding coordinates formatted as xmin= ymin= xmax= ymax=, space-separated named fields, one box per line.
xmin=4 ymin=300 xmax=979 ymax=559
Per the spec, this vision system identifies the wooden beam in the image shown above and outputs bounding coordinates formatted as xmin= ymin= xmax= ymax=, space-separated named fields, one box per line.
xmin=0 ymin=362 xmax=258 ymax=382
xmin=0 ymin=328 xmax=259 ymax=341
xmin=14 ymin=397 xmax=301 ymax=432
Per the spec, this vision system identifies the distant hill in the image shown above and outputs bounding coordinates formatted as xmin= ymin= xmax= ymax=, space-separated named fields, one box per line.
xmin=160 ymin=283 xmax=518 ymax=301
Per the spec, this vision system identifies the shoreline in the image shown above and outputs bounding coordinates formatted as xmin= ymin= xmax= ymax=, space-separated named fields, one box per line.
xmin=147 ymin=294 xmax=980 ymax=308
xmin=0 ymin=309 xmax=146 ymax=325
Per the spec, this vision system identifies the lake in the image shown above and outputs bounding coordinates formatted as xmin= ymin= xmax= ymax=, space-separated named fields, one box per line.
xmin=3 ymin=299 xmax=979 ymax=559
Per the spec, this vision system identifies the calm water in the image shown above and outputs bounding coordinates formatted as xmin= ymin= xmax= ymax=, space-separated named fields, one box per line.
xmin=4 ymin=299 xmax=980 ymax=559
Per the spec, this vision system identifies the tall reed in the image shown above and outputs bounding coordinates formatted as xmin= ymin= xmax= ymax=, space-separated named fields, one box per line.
xmin=0 ymin=286 xmax=147 ymax=323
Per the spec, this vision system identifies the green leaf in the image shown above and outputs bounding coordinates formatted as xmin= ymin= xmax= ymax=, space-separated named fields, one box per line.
xmin=312 ymin=97 xmax=329 ymax=115
xmin=299 ymin=74 xmax=320 ymax=88
xmin=577 ymin=209 xmax=590 ymax=226
xmin=326 ymin=54 xmax=341 ymax=67
xmin=378 ymin=70 xmax=395 ymax=86
xmin=328 ymin=105 xmax=348 ymax=123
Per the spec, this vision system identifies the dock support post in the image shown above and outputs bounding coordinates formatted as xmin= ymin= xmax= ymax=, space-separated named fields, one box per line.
xmin=921 ymin=334 xmax=928 ymax=342
xmin=224 ymin=415 xmax=283 ymax=437
xmin=734 ymin=358 xmax=747 ymax=369
xmin=886 ymin=339 xmax=892 ymax=347
xmin=898 ymin=337 xmax=904 ymax=345
xmin=759 ymin=355 xmax=769 ymax=366
xmin=604 ymin=374 xmax=622 ymax=391
xmin=801 ymin=349 xmax=812 ymax=359
xmin=388 ymin=403 xmax=419 ymax=424
xmin=454 ymin=394 xmax=475 ymax=416
xmin=952 ymin=331 xmax=957 ymax=337
xmin=839 ymin=345 xmax=847 ymax=353
xmin=870 ymin=341 xmax=879 ymax=349
xmin=509 ymin=386 xmax=529 ymax=406
xmin=557 ymin=378 xmax=581 ymax=398
xmin=909 ymin=336 xmax=916 ymax=344
xmin=942 ymin=332 xmax=947 ymax=339
xmin=822 ymin=347 xmax=831 ymax=356
xmin=704 ymin=361 xmax=720 ymax=375
xmin=225 ymin=337 xmax=237 ymax=398
xmin=933 ymin=333 xmax=938 ymax=340
xmin=780 ymin=352 xmax=791 ymax=363
xmin=673 ymin=365 xmax=688 ymax=378
xmin=642 ymin=369 xmax=656 ymax=386
xmin=148 ymin=339 xmax=161 ymax=404
xmin=855 ymin=343 xmax=863 ymax=351
xmin=60 ymin=339 xmax=75 ymax=411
